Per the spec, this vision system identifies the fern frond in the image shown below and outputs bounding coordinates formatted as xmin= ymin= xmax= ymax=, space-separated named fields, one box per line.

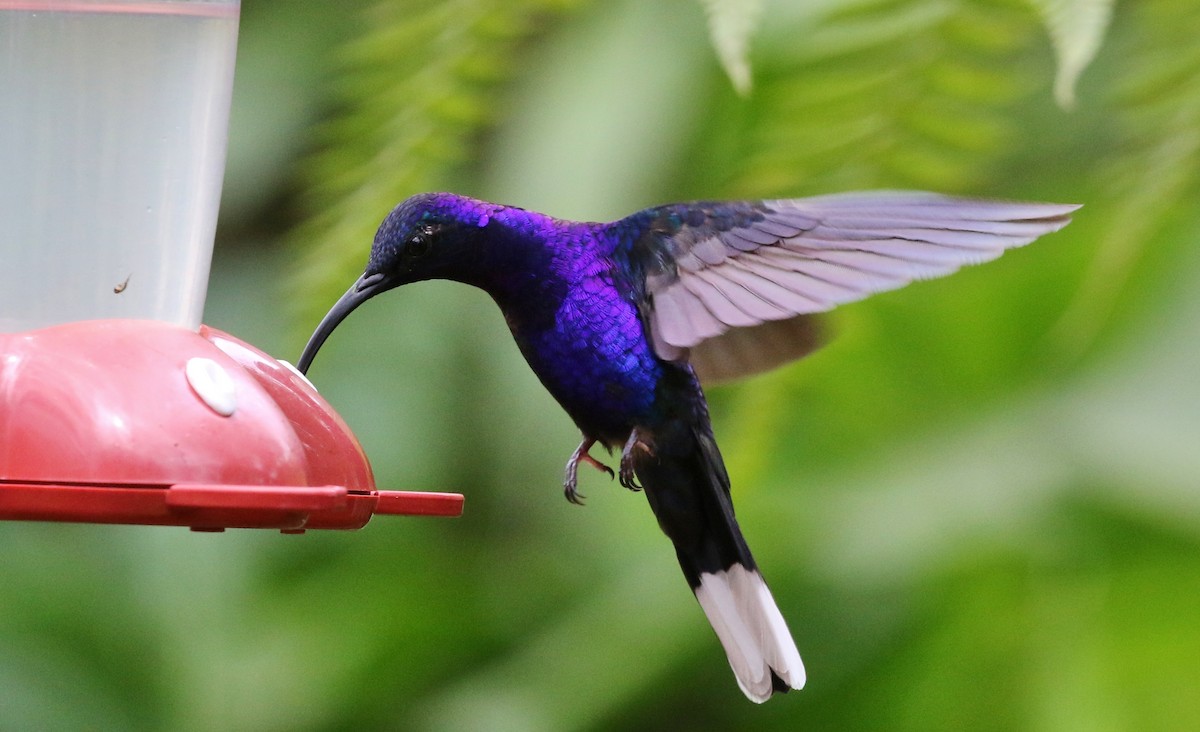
xmin=1048 ymin=0 xmax=1200 ymax=359
xmin=288 ymin=0 xmax=584 ymax=328
xmin=683 ymin=0 xmax=1059 ymax=199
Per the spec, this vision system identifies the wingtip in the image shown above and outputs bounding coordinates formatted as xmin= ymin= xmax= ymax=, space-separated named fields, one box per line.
xmin=1021 ymin=201 xmax=1080 ymax=237
xmin=1028 ymin=200 xmax=1082 ymax=220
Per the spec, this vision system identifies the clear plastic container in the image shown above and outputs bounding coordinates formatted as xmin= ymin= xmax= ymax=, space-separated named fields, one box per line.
xmin=0 ymin=0 xmax=240 ymax=331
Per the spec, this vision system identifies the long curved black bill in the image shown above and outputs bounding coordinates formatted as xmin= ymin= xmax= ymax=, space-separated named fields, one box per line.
xmin=296 ymin=272 xmax=388 ymax=374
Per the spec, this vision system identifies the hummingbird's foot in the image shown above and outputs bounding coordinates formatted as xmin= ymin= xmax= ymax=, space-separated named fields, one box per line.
xmin=563 ymin=436 xmax=614 ymax=505
xmin=619 ymin=428 xmax=653 ymax=492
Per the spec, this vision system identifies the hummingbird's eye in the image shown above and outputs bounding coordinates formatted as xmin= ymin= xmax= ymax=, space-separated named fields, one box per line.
xmin=406 ymin=226 xmax=434 ymax=258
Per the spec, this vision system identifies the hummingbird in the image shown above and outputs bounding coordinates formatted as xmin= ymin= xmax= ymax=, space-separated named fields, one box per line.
xmin=296 ymin=190 xmax=1077 ymax=702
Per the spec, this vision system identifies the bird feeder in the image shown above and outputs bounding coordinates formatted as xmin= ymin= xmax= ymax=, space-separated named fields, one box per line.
xmin=0 ymin=0 xmax=462 ymax=531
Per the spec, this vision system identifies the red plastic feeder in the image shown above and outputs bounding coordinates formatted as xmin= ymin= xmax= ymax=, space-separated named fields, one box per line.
xmin=1 ymin=2 xmax=461 ymax=531
xmin=0 ymin=320 xmax=463 ymax=531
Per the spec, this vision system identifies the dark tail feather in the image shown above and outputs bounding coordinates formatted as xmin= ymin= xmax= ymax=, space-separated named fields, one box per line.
xmin=636 ymin=420 xmax=805 ymax=702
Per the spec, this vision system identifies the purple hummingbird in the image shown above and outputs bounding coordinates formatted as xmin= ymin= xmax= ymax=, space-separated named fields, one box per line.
xmin=296 ymin=191 xmax=1077 ymax=702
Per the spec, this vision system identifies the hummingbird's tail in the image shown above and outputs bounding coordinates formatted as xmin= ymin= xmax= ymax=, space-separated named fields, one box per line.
xmin=634 ymin=418 xmax=805 ymax=702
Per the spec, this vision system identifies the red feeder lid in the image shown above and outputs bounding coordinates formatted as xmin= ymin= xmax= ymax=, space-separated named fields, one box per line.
xmin=0 ymin=319 xmax=463 ymax=531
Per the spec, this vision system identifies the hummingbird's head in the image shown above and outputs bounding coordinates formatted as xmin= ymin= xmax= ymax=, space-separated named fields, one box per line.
xmin=296 ymin=192 xmax=501 ymax=374
xmin=367 ymin=192 xmax=502 ymax=286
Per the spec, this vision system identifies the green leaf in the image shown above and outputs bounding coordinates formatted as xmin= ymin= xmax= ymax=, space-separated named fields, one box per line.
xmin=699 ymin=0 xmax=763 ymax=95
xmin=1028 ymin=0 xmax=1114 ymax=108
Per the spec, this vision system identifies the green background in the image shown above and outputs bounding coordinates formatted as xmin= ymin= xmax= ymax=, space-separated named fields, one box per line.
xmin=4 ymin=0 xmax=1200 ymax=729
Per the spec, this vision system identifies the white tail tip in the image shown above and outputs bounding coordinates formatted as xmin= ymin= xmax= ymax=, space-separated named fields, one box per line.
xmin=693 ymin=564 xmax=806 ymax=703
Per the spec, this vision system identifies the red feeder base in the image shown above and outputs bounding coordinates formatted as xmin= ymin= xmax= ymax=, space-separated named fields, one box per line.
xmin=0 ymin=319 xmax=463 ymax=532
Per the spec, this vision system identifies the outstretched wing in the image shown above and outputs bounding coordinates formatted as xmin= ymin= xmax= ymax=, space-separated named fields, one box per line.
xmin=618 ymin=191 xmax=1078 ymax=383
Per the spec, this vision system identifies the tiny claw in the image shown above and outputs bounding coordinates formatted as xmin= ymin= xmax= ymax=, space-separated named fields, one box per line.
xmin=618 ymin=429 xmax=653 ymax=492
xmin=564 ymin=483 xmax=587 ymax=506
xmin=563 ymin=436 xmax=614 ymax=505
xmin=619 ymin=462 xmax=641 ymax=492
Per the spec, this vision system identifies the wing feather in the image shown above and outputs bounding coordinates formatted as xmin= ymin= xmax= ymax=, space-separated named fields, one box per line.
xmin=628 ymin=191 xmax=1078 ymax=381
xmin=721 ymin=258 xmax=828 ymax=314
xmin=682 ymin=272 xmax=761 ymax=328
xmin=695 ymin=267 xmax=791 ymax=320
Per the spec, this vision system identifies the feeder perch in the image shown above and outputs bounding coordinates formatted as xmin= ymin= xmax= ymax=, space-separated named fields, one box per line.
xmin=0 ymin=0 xmax=462 ymax=530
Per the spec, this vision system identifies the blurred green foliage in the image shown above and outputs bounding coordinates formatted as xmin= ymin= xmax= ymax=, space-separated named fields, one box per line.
xmin=3 ymin=0 xmax=1200 ymax=730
